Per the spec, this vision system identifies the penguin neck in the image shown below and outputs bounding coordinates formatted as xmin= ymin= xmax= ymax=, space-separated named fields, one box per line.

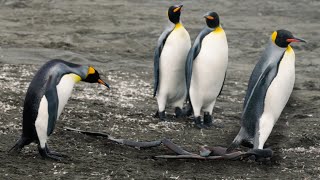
xmin=286 ymin=45 xmax=293 ymax=53
xmin=167 ymin=20 xmax=183 ymax=30
xmin=67 ymin=65 xmax=88 ymax=81
xmin=174 ymin=22 xmax=183 ymax=30
xmin=66 ymin=73 xmax=82 ymax=83
xmin=212 ymin=26 xmax=223 ymax=33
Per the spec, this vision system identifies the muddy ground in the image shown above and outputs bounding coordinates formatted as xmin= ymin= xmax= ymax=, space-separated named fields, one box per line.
xmin=0 ymin=0 xmax=319 ymax=179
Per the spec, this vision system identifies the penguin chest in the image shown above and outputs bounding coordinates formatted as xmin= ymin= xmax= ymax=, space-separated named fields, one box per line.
xmin=159 ymin=26 xmax=191 ymax=97
xmin=56 ymin=74 xmax=79 ymax=118
xmin=160 ymin=26 xmax=191 ymax=72
xmin=262 ymin=49 xmax=295 ymax=123
xmin=191 ymin=32 xmax=228 ymax=100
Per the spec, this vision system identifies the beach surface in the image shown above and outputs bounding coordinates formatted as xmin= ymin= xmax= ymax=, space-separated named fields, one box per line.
xmin=0 ymin=0 xmax=319 ymax=179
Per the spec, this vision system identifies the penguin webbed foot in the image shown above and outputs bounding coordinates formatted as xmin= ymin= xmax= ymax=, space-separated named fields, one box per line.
xmin=203 ymin=112 xmax=213 ymax=128
xmin=175 ymin=107 xmax=185 ymax=118
xmin=38 ymin=144 xmax=64 ymax=161
xmin=240 ymin=148 xmax=273 ymax=163
xmin=154 ymin=110 xmax=167 ymax=121
xmin=203 ymin=112 xmax=224 ymax=129
xmin=193 ymin=116 xmax=205 ymax=129
xmin=182 ymin=103 xmax=193 ymax=117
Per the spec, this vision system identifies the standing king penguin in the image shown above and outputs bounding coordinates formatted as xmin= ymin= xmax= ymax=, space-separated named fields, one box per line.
xmin=153 ymin=4 xmax=191 ymax=120
xmin=228 ymin=30 xmax=306 ymax=152
xmin=186 ymin=12 xmax=228 ymax=129
xmin=9 ymin=59 xmax=110 ymax=160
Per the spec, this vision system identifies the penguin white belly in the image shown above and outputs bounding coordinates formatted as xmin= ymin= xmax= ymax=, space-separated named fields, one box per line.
xmin=35 ymin=96 xmax=49 ymax=148
xmin=158 ymin=26 xmax=191 ymax=105
xmin=255 ymin=49 xmax=295 ymax=149
xmin=190 ymin=32 xmax=228 ymax=110
xmin=56 ymin=74 xmax=79 ymax=118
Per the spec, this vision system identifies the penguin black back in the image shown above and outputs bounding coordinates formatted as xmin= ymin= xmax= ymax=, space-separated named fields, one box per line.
xmin=22 ymin=60 xmax=87 ymax=138
xmin=10 ymin=59 xmax=109 ymax=160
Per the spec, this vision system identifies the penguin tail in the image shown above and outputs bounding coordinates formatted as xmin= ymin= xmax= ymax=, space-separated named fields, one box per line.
xmin=226 ymin=128 xmax=247 ymax=153
xmin=8 ymin=136 xmax=31 ymax=154
xmin=227 ymin=138 xmax=242 ymax=153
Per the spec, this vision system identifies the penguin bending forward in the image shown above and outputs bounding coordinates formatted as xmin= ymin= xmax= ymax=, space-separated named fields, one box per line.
xmin=185 ymin=12 xmax=228 ymax=129
xmin=227 ymin=30 xmax=306 ymax=152
xmin=9 ymin=59 xmax=110 ymax=160
xmin=153 ymin=4 xmax=191 ymax=120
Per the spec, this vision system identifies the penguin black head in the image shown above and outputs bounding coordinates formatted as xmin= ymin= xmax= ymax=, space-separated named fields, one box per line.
xmin=83 ymin=67 xmax=110 ymax=88
xmin=271 ymin=29 xmax=306 ymax=48
xmin=204 ymin=11 xmax=220 ymax=29
xmin=168 ymin=4 xmax=183 ymax=24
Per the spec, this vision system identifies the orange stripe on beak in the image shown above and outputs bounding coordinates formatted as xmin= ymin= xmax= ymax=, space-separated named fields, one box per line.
xmin=286 ymin=38 xmax=299 ymax=43
xmin=98 ymin=79 xmax=110 ymax=89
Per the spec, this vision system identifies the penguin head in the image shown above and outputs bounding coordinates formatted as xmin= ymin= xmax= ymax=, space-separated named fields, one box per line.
xmin=83 ymin=66 xmax=110 ymax=88
xmin=204 ymin=11 xmax=220 ymax=28
xmin=168 ymin=4 xmax=183 ymax=24
xmin=271 ymin=29 xmax=306 ymax=48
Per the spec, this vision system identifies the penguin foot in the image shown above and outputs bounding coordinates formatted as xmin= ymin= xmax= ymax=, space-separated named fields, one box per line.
xmin=153 ymin=111 xmax=159 ymax=118
xmin=154 ymin=111 xmax=167 ymax=121
xmin=183 ymin=103 xmax=193 ymax=117
xmin=194 ymin=116 xmax=205 ymax=129
xmin=203 ymin=113 xmax=224 ymax=128
xmin=203 ymin=112 xmax=213 ymax=128
xmin=38 ymin=144 xmax=63 ymax=161
xmin=175 ymin=107 xmax=184 ymax=118
xmin=48 ymin=150 xmax=68 ymax=158
xmin=247 ymin=148 xmax=273 ymax=164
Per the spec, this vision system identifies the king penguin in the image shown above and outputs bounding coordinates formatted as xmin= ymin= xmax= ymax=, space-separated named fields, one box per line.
xmin=185 ymin=12 xmax=228 ymax=129
xmin=153 ymin=4 xmax=191 ymax=120
xmin=227 ymin=30 xmax=306 ymax=152
xmin=9 ymin=59 xmax=110 ymax=160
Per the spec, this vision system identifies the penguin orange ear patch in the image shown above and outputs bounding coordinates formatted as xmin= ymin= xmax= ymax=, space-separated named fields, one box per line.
xmin=206 ymin=16 xmax=214 ymax=20
xmin=271 ymin=31 xmax=277 ymax=43
xmin=173 ymin=7 xmax=181 ymax=13
xmin=88 ymin=66 xmax=95 ymax=75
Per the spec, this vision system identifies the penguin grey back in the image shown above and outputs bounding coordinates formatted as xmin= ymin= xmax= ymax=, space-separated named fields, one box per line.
xmin=22 ymin=59 xmax=88 ymax=138
xmin=185 ymin=26 xmax=213 ymax=93
xmin=241 ymin=41 xmax=286 ymax=137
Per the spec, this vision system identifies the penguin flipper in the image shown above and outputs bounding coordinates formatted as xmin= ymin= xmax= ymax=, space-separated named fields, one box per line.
xmin=185 ymin=27 xmax=212 ymax=94
xmin=218 ymin=72 xmax=227 ymax=97
xmin=45 ymin=76 xmax=59 ymax=136
xmin=153 ymin=25 xmax=174 ymax=97
xmin=242 ymin=61 xmax=281 ymax=137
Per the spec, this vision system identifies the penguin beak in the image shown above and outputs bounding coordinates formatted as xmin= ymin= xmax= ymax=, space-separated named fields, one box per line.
xmin=98 ymin=79 xmax=110 ymax=89
xmin=173 ymin=5 xmax=183 ymax=12
xmin=287 ymin=37 xmax=306 ymax=43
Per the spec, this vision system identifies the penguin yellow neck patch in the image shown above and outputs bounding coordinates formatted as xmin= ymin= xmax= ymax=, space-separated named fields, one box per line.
xmin=174 ymin=23 xmax=182 ymax=30
xmin=213 ymin=26 xmax=223 ymax=33
xmin=286 ymin=45 xmax=293 ymax=53
xmin=271 ymin=31 xmax=277 ymax=43
xmin=68 ymin=73 xmax=82 ymax=83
